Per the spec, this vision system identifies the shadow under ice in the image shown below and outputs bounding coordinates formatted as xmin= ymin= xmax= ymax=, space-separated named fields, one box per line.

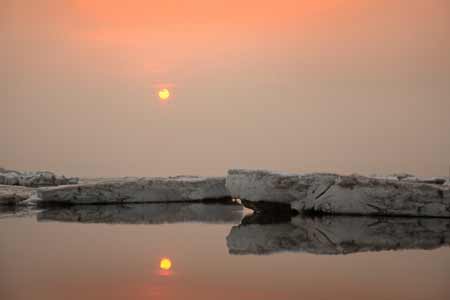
xmin=227 ymin=214 xmax=450 ymax=255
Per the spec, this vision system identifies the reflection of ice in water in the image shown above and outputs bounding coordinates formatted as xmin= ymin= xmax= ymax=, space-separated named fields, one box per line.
xmin=2 ymin=203 xmax=450 ymax=300
xmin=6 ymin=202 xmax=450 ymax=257
xmin=227 ymin=214 xmax=450 ymax=255
xmin=36 ymin=202 xmax=243 ymax=224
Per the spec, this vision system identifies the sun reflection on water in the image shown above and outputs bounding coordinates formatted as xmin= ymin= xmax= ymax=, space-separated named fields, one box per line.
xmin=159 ymin=257 xmax=173 ymax=276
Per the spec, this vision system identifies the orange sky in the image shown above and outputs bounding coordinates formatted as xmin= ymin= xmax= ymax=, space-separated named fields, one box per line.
xmin=1 ymin=0 xmax=450 ymax=177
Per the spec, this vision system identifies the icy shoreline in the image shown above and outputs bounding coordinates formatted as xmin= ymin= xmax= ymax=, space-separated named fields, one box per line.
xmin=1 ymin=168 xmax=449 ymax=217
xmin=226 ymin=169 xmax=450 ymax=217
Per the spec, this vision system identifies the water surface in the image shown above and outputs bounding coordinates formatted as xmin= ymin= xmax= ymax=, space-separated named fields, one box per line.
xmin=1 ymin=203 xmax=449 ymax=300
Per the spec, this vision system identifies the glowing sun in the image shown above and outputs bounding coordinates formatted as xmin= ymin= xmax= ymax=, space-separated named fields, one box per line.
xmin=160 ymin=258 xmax=172 ymax=271
xmin=158 ymin=88 xmax=170 ymax=100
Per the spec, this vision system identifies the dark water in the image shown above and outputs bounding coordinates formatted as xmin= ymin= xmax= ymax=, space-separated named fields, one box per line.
xmin=1 ymin=203 xmax=450 ymax=300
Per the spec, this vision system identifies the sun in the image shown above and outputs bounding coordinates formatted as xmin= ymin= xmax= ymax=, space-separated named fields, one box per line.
xmin=158 ymin=88 xmax=170 ymax=101
xmin=160 ymin=258 xmax=172 ymax=270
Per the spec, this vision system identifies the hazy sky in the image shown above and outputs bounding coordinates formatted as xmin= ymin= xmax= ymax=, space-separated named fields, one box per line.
xmin=1 ymin=0 xmax=450 ymax=177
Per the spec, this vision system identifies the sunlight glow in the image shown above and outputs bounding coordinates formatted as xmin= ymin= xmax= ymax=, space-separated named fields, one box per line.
xmin=158 ymin=88 xmax=170 ymax=101
xmin=160 ymin=258 xmax=172 ymax=270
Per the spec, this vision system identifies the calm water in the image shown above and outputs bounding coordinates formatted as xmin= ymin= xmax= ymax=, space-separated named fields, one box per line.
xmin=1 ymin=203 xmax=450 ymax=300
